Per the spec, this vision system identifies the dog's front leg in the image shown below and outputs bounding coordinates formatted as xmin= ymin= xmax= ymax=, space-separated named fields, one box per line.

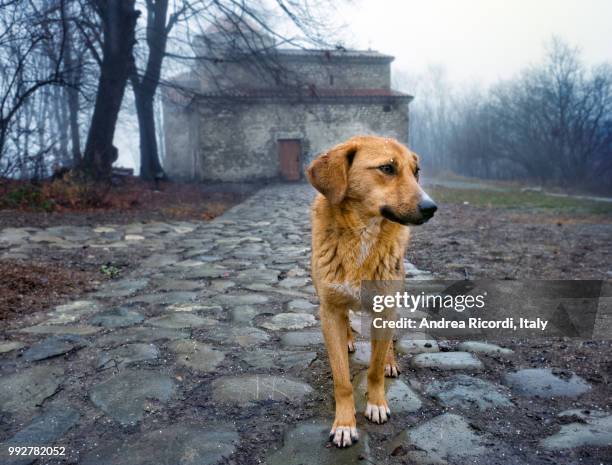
xmin=320 ymin=302 xmax=358 ymax=447
xmin=366 ymin=337 xmax=393 ymax=423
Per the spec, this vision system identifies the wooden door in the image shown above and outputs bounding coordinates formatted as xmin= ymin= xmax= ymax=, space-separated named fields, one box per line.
xmin=278 ymin=139 xmax=301 ymax=181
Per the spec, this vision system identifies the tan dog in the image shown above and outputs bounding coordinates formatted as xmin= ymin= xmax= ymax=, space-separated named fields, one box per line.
xmin=307 ymin=135 xmax=437 ymax=448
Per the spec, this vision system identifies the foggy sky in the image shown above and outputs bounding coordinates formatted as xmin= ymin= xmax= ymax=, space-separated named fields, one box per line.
xmin=337 ymin=0 xmax=612 ymax=85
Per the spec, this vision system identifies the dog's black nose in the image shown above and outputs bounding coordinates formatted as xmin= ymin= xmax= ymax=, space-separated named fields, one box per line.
xmin=418 ymin=198 xmax=438 ymax=218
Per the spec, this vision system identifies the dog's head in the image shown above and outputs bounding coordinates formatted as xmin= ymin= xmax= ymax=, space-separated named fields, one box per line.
xmin=306 ymin=135 xmax=437 ymax=225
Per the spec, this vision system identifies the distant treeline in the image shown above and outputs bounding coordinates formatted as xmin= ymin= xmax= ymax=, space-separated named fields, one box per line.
xmin=402 ymin=38 xmax=612 ymax=193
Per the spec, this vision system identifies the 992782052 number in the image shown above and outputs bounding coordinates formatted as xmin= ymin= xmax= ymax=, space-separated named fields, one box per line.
xmin=8 ymin=446 xmax=66 ymax=456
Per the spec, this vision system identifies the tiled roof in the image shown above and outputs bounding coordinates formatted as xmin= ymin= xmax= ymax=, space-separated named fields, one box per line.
xmin=274 ymin=48 xmax=395 ymax=61
xmin=196 ymin=87 xmax=412 ymax=100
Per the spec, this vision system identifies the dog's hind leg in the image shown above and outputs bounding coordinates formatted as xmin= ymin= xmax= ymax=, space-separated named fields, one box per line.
xmin=384 ymin=340 xmax=400 ymax=378
xmin=345 ymin=313 xmax=356 ymax=353
xmin=321 ymin=303 xmax=358 ymax=448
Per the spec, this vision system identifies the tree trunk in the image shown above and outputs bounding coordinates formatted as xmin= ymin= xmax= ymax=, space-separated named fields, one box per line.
xmin=80 ymin=0 xmax=139 ymax=180
xmin=63 ymin=15 xmax=81 ymax=166
xmin=132 ymin=0 xmax=169 ymax=181
xmin=133 ymin=85 xmax=163 ymax=180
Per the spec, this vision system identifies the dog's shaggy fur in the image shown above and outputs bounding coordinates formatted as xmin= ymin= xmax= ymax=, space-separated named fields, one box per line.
xmin=307 ymin=135 xmax=437 ymax=447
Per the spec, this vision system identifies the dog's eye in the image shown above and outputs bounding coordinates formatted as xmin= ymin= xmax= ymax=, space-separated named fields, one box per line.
xmin=378 ymin=164 xmax=396 ymax=175
xmin=415 ymin=167 xmax=420 ymax=180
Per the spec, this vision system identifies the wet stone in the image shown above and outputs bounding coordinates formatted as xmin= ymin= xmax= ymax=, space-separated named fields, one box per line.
xmin=541 ymin=412 xmax=612 ymax=450
xmin=353 ymin=370 xmax=422 ymax=413
xmin=0 ymin=406 xmax=80 ymax=465
xmin=89 ymin=307 xmax=145 ymax=328
xmin=166 ymin=302 xmax=223 ymax=315
xmin=279 ymin=277 xmax=310 ymax=288
xmin=89 ymin=369 xmax=176 ymax=426
xmin=147 ymin=313 xmax=216 ymax=329
xmin=280 ymin=330 xmax=323 ymax=347
xmin=94 ymin=279 xmax=149 ymax=298
xmin=168 ymin=340 xmax=225 ymax=372
xmin=0 ymin=366 xmax=64 ymax=414
xmin=287 ymin=299 xmax=318 ymax=312
xmin=212 ymin=374 xmax=313 ymax=406
xmin=503 ymin=368 xmax=591 ymax=398
xmin=387 ymin=413 xmax=487 ymax=464
xmin=180 ymin=265 xmax=228 ymax=279
xmin=230 ymin=305 xmax=261 ymax=324
xmin=96 ymin=343 xmax=160 ymax=369
xmin=411 ymin=351 xmax=484 ymax=371
xmin=457 ymin=341 xmax=514 ymax=355
xmin=266 ymin=419 xmax=369 ymax=465
xmin=22 ymin=336 xmax=85 ymax=362
xmin=350 ymin=341 xmax=371 ymax=365
xmin=17 ymin=324 xmax=102 ymax=336
xmin=95 ymin=327 xmax=190 ymax=346
xmin=0 ymin=340 xmax=25 ymax=354
xmin=240 ymin=349 xmax=317 ymax=370
xmin=45 ymin=300 xmax=100 ymax=324
xmin=215 ymin=293 xmax=270 ymax=306
xmin=81 ymin=423 xmax=238 ymax=465
xmin=261 ymin=312 xmax=317 ymax=330
xmin=425 ymin=374 xmax=513 ymax=410
xmin=126 ymin=291 xmax=198 ymax=305
xmin=152 ymin=278 xmax=204 ymax=292
xmin=396 ymin=333 xmax=439 ymax=354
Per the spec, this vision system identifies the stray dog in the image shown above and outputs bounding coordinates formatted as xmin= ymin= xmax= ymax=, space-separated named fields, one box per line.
xmin=307 ymin=135 xmax=437 ymax=447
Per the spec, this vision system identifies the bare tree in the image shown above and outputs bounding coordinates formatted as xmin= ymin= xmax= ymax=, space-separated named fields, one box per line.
xmin=79 ymin=0 xmax=140 ymax=180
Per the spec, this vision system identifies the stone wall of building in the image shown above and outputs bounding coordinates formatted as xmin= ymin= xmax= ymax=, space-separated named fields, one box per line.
xmin=197 ymin=56 xmax=392 ymax=92
xmin=163 ymin=97 xmax=410 ymax=182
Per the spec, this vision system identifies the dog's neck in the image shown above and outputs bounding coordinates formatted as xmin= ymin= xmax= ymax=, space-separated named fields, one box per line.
xmin=327 ymin=200 xmax=401 ymax=240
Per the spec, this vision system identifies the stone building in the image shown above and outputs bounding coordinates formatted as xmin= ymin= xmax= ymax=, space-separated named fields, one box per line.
xmin=163 ymin=33 xmax=413 ymax=182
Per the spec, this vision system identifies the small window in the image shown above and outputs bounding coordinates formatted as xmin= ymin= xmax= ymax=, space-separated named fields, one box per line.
xmin=329 ymin=75 xmax=334 ymax=86
xmin=383 ymin=104 xmax=392 ymax=112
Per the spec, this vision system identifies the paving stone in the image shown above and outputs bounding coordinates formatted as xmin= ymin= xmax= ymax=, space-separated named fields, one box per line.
xmin=45 ymin=300 xmax=100 ymax=324
xmin=279 ymin=277 xmax=310 ymax=288
xmin=230 ymin=305 xmax=261 ymax=324
xmin=350 ymin=341 xmax=371 ymax=365
xmin=287 ymin=299 xmax=317 ymax=312
xmin=396 ymin=333 xmax=439 ymax=354
xmin=147 ymin=313 xmax=217 ymax=329
xmin=168 ymin=340 xmax=225 ymax=372
xmin=0 ymin=340 xmax=26 ymax=354
xmin=94 ymin=279 xmax=150 ymax=298
xmin=411 ymin=351 xmax=484 ymax=370
xmin=180 ymin=265 xmax=229 ymax=279
xmin=22 ymin=336 xmax=85 ymax=362
xmin=240 ymin=349 xmax=317 ymax=370
xmin=280 ymin=330 xmax=324 ymax=347
xmin=261 ymin=312 xmax=317 ymax=330
xmin=140 ymin=253 xmax=180 ymax=268
xmin=352 ymin=370 xmax=422 ymax=413
xmin=215 ymin=293 xmax=270 ymax=306
xmin=503 ymin=368 xmax=591 ymax=398
xmin=96 ymin=343 xmax=160 ymax=369
xmin=95 ymin=327 xmax=190 ymax=346
xmin=457 ymin=341 xmax=514 ymax=355
xmin=166 ymin=302 xmax=223 ymax=314
xmin=266 ymin=419 xmax=369 ymax=465
xmin=152 ymin=278 xmax=205 ymax=291
xmin=126 ymin=291 xmax=198 ymax=305
xmin=89 ymin=307 xmax=145 ymax=328
xmin=230 ymin=327 xmax=270 ymax=346
xmin=0 ymin=366 xmax=64 ymax=414
xmin=212 ymin=374 xmax=313 ymax=406
xmin=0 ymin=406 xmax=80 ymax=465
xmin=16 ymin=324 xmax=102 ymax=336
xmin=425 ymin=374 xmax=513 ymax=410
xmin=236 ymin=269 xmax=280 ymax=284
xmin=81 ymin=422 xmax=238 ymax=465
xmin=541 ymin=412 xmax=612 ymax=450
xmin=209 ymin=279 xmax=235 ymax=291
xmin=387 ymin=413 xmax=487 ymax=464
xmin=89 ymin=370 xmax=176 ymax=426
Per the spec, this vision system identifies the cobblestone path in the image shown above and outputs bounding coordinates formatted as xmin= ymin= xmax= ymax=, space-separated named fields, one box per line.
xmin=0 ymin=184 xmax=610 ymax=464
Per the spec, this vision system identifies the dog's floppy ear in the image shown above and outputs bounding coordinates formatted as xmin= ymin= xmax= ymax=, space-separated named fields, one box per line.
xmin=306 ymin=141 xmax=358 ymax=204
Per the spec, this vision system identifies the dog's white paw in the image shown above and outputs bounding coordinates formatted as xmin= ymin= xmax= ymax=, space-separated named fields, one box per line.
xmin=365 ymin=402 xmax=390 ymax=424
xmin=384 ymin=363 xmax=400 ymax=377
xmin=329 ymin=425 xmax=359 ymax=448
xmin=347 ymin=340 xmax=356 ymax=353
